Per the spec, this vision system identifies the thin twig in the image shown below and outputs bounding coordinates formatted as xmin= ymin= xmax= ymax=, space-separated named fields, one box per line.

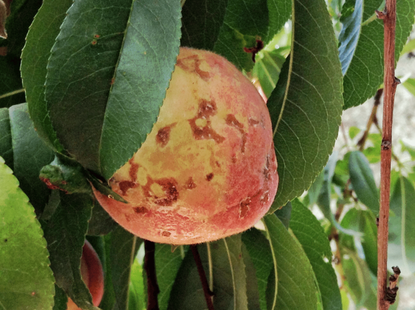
xmin=190 ymin=244 xmax=214 ymax=310
xmin=357 ymin=89 xmax=383 ymax=151
xmin=376 ymin=1 xmax=400 ymax=309
xmin=144 ymin=240 xmax=160 ymax=310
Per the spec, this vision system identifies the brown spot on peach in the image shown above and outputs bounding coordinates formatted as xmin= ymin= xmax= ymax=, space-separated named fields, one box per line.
xmin=189 ymin=99 xmax=225 ymax=143
xmin=260 ymin=190 xmax=270 ymax=204
xmin=206 ymin=173 xmax=214 ymax=181
xmin=194 ymin=62 xmax=210 ymax=80
xmin=129 ymin=159 xmax=139 ymax=181
xmin=133 ymin=206 xmax=148 ymax=214
xmin=119 ymin=181 xmax=137 ymax=195
xmin=162 ymin=231 xmax=171 ymax=237
xmin=239 ymin=197 xmax=251 ymax=218
xmin=231 ymin=155 xmax=237 ymax=163
xmin=249 ymin=118 xmax=259 ymax=126
xmin=198 ymin=99 xmax=217 ymax=118
xmin=154 ymin=178 xmax=179 ymax=206
xmin=215 ymin=161 xmax=221 ymax=168
xmin=185 ymin=177 xmax=197 ymax=189
xmin=176 ymin=54 xmax=210 ymax=81
xmin=156 ymin=124 xmax=176 ymax=147
xmin=226 ymin=114 xmax=247 ymax=152
xmin=263 ymin=155 xmax=271 ymax=180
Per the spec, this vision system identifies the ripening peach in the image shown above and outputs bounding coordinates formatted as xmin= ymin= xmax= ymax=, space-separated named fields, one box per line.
xmin=94 ymin=47 xmax=278 ymax=244
xmin=67 ymin=240 xmax=104 ymax=310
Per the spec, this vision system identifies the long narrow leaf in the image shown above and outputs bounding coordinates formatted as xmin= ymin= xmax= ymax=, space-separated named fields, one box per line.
xmin=263 ymin=214 xmax=319 ymax=310
xmin=268 ymin=0 xmax=343 ymax=211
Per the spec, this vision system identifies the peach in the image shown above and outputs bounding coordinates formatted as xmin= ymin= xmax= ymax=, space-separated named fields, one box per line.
xmin=94 ymin=47 xmax=278 ymax=244
xmin=67 ymin=240 xmax=104 ymax=310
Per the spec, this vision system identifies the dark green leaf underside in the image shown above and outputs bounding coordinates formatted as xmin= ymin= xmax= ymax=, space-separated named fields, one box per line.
xmin=9 ymin=103 xmax=54 ymax=215
xmin=180 ymin=0 xmax=228 ymax=51
xmin=41 ymin=192 xmax=96 ymax=310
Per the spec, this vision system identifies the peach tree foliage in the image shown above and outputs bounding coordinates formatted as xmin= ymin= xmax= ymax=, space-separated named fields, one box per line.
xmin=0 ymin=0 xmax=415 ymax=309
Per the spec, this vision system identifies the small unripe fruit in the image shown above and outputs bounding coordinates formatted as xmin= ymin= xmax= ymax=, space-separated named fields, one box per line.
xmin=94 ymin=47 xmax=278 ymax=244
xmin=67 ymin=241 xmax=104 ymax=310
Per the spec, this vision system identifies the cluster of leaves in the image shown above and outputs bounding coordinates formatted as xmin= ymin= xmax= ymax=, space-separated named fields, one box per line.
xmin=298 ymin=117 xmax=415 ymax=309
xmin=1 ymin=0 xmax=415 ymax=309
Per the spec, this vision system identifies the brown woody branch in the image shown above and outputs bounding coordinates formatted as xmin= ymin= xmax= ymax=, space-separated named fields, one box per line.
xmin=376 ymin=1 xmax=401 ymax=309
xmin=144 ymin=240 xmax=160 ymax=310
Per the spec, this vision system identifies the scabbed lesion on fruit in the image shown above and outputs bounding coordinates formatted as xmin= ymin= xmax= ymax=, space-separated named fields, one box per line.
xmin=94 ymin=47 xmax=279 ymax=245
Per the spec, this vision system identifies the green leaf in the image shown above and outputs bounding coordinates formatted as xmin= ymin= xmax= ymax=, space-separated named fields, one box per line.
xmin=21 ymin=0 xmax=72 ymax=152
xmin=0 ymin=107 xmax=12 ymax=166
xmin=266 ymin=0 xmax=292 ymax=42
xmin=41 ymin=192 xmax=96 ymax=310
xmin=305 ymin=170 xmax=324 ymax=207
xmin=167 ymin=245 xmax=206 ymax=309
xmin=242 ymin=228 xmax=274 ymax=310
xmin=342 ymin=0 xmax=415 ymax=109
xmin=389 ymin=176 xmax=415 ymax=276
xmin=400 ymin=37 xmax=415 ymax=55
xmin=252 ymin=49 xmax=286 ymax=98
xmin=339 ymin=208 xmax=378 ymax=276
xmin=242 ymin=243 xmax=261 ymax=310
xmin=290 ymin=199 xmax=342 ymax=310
xmin=44 ymin=0 xmax=182 ymax=179
xmin=100 ymin=0 xmax=182 ymax=179
xmin=0 ymin=57 xmax=25 ymax=108
xmin=53 ymin=285 xmax=68 ymax=310
xmin=210 ymin=235 xmax=248 ymax=310
xmin=362 ymin=211 xmax=378 ymax=276
xmin=0 ymin=0 xmax=42 ymax=57
xmin=362 ymin=146 xmax=380 ymax=163
xmin=263 ymin=214 xmax=318 ymax=310
xmin=316 ymin=152 xmax=359 ymax=236
xmin=341 ymin=248 xmax=377 ymax=308
xmin=213 ymin=0 xmax=269 ymax=71
xmin=400 ymin=140 xmax=415 ymax=160
xmin=338 ymin=0 xmax=364 ymax=75
xmin=128 ymin=256 xmax=146 ymax=310
xmin=402 ymin=77 xmax=415 ymax=97
xmin=39 ymin=154 xmax=91 ymax=195
xmin=348 ymin=151 xmax=379 ymax=214
xmin=180 ymin=0 xmax=228 ymax=50
xmin=9 ymin=103 xmax=54 ymax=215
xmin=348 ymin=126 xmax=361 ymax=140
xmin=168 ymin=236 xmax=249 ymax=310
xmin=268 ymin=0 xmax=343 ymax=211
xmin=155 ymin=243 xmax=184 ymax=310
xmin=87 ymin=202 xmax=118 ymax=236
xmin=107 ymin=227 xmax=141 ymax=310
xmin=0 ymin=157 xmax=55 ymax=309
xmin=274 ymin=201 xmax=291 ymax=229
